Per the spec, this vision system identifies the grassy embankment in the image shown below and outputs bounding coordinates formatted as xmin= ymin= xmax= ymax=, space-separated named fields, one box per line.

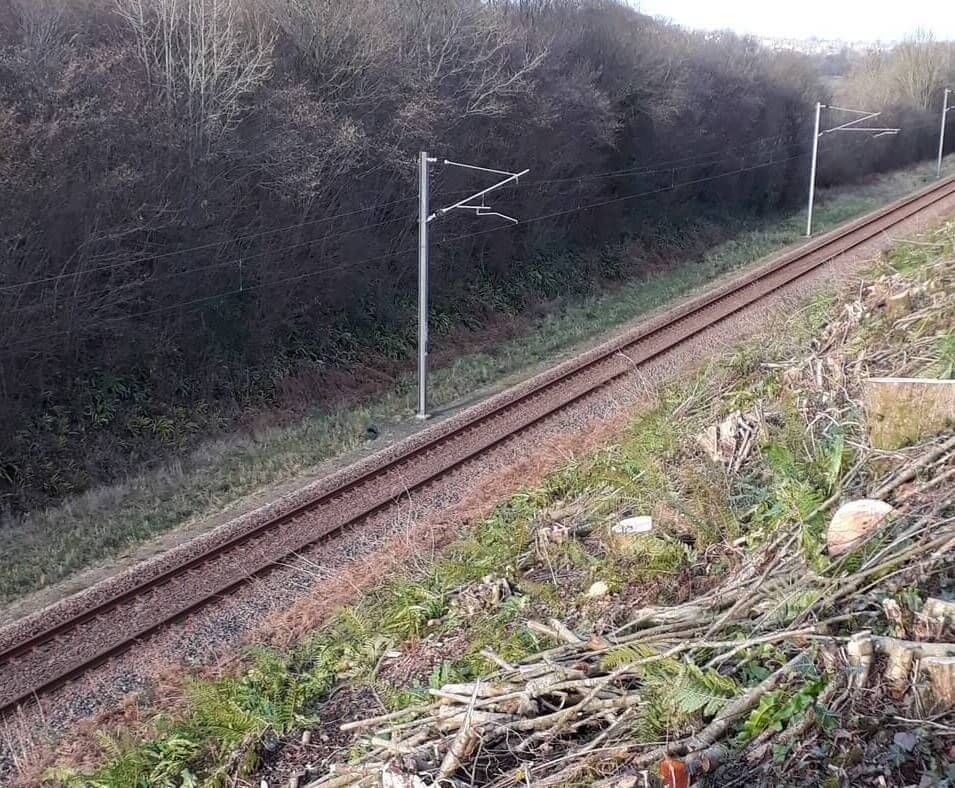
xmin=40 ymin=218 xmax=955 ymax=786
xmin=0 ymin=158 xmax=949 ymax=606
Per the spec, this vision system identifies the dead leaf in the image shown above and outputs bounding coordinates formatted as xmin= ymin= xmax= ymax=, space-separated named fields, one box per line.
xmin=893 ymin=730 xmax=918 ymax=752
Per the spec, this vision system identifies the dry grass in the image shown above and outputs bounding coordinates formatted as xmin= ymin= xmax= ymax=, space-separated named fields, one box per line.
xmin=256 ymin=405 xmax=639 ymax=648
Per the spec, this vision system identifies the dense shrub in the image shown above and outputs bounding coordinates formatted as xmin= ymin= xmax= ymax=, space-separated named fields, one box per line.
xmin=0 ymin=0 xmax=950 ymax=510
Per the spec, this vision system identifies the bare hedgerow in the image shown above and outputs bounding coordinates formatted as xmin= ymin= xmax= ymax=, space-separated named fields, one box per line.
xmin=837 ymin=30 xmax=955 ymax=111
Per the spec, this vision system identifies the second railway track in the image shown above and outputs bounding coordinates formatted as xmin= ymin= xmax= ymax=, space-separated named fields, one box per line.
xmin=2 ymin=175 xmax=955 ymax=714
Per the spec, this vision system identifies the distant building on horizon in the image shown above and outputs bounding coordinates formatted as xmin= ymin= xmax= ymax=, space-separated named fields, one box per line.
xmin=756 ymin=35 xmax=895 ymax=56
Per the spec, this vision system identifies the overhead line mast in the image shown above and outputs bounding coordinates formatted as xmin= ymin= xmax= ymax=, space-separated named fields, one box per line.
xmin=416 ymin=153 xmax=529 ymax=420
xmin=806 ymin=103 xmax=900 ymax=236
xmin=938 ymin=88 xmax=953 ymax=179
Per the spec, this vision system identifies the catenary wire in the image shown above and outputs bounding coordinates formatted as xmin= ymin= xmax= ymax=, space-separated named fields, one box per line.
xmin=0 ymin=129 xmax=820 ymax=294
xmin=1 ymin=216 xmax=418 ymax=316
xmin=0 ymin=213 xmax=413 ymax=294
xmin=3 ymin=142 xmax=812 ymax=317
xmin=0 ymin=148 xmax=825 ymax=354
xmin=5 ymin=111 xmax=946 ymax=345
xmin=2 ymin=110 xmax=943 ymax=296
xmin=5 ymin=114 xmax=931 ymax=298
xmin=4 ymin=116 xmax=929 ymax=326
xmin=2 ymin=137 xmax=820 ymax=311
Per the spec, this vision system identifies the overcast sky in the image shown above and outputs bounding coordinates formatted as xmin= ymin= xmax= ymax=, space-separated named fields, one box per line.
xmin=635 ymin=1 xmax=955 ymax=43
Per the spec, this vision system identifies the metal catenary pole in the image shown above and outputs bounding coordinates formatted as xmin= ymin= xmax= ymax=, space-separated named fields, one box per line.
xmin=417 ymin=151 xmax=435 ymax=420
xmin=806 ymin=104 xmax=900 ymax=237
xmin=806 ymin=101 xmax=823 ymax=237
xmin=416 ymin=154 xmax=528 ymax=420
xmin=938 ymin=88 xmax=951 ymax=179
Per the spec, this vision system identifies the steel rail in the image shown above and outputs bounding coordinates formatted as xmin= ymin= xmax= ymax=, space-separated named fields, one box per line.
xmin=1 ymin=175 xmax=954 ymax=714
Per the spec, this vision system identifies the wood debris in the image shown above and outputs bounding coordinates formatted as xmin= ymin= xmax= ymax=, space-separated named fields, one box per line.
xmin=301 ymin=244 xmax=955 ymax=788
xmin=695 ymin=409 xmax=761 ymax=472
xmin=863 ymin=377 xmax=955 ymax=450
xmin=826 ymin=499 xmax=894 ymax=556
xmin=449 ymin=576 xmax=512 ymax=617
xmin=307 ymin=507 xmax=953 ymax=787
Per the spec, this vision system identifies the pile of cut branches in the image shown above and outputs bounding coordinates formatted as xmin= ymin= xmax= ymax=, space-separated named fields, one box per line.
xmin=300 ymin=240 xmax=955 ymax=787
xmin=308 ymin=503 xmax=954 ymax=787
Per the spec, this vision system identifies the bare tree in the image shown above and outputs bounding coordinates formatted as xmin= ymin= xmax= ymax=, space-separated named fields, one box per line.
xmin=892 ymin=30 xmax=948 ymax=111
xmin=267 ymin=0 xmax=393 ymax=104
xmin=392 ymin=0 xmax=547 ymax=120
xmin=13 ymin=0 xmax=64 ymax=62
xmin=838 ymin=32 xmax=955 ymax=111
xmin=115 ymin=0 xmax=274 ymax=154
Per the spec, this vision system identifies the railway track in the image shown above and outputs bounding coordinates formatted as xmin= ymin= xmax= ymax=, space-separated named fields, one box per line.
xmin=2 ymin=175 xmax=954 ymax=714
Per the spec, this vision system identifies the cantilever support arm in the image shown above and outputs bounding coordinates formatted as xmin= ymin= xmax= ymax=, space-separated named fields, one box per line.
xmin=819 ymin=107 xmax=899 ymax=137
xmin=429 ymin=167 xmax=530 ymax=222
xmin=806 ymin=103 xmax=900 ymax=237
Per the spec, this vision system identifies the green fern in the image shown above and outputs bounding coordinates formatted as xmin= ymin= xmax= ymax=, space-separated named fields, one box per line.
xmin=80 ymin=731 xmax=155 ymax=787
xmin=671 ymin=662 xmax=739 ymax=716
xmin=599 ymin=642 xmax=665 ymax=671
xmin=429 ymin=659 xmax=467 ymax=689
xmin=628 ymin=658 xmax=740 ymax=741
xmin=822 ymin=432 xmax=846 ymax=493
xmin=382 ymin=582 xmax=448 ymax=637
xmin=929 ymin=330 xmax=955 ymax=378
xmin=332 ymin=606 xmax=376 ymax=641
xmin=764 ymin=587 xmax=821 ymax=626
xmin=634 ymin=700 xmax=671 ymax=743
xmin=339 ymin=634 xmax=391 ymax=680
xmin=41 ymin=765 xmax=95 ymax=788
xmin=147 ymin=738 xmax=200 ymax=786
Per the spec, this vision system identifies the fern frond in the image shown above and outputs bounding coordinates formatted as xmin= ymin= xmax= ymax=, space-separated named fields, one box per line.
xmin=669 ymin=662 xmax=739 ymax=717
xmin=93 ymin=730 xmax=123 ymax=759
xmin=599 ymin=642 xmax=681 ymax=677
xmin=600 ymin=643 xmax=653 ymax=670
xmin=633 ymin=700 xmax=669 ymax=742
xmin=41 ymin=766 xmax=90 ymax=788
xmin=673 ymin=683 xmax=731 ymax=716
